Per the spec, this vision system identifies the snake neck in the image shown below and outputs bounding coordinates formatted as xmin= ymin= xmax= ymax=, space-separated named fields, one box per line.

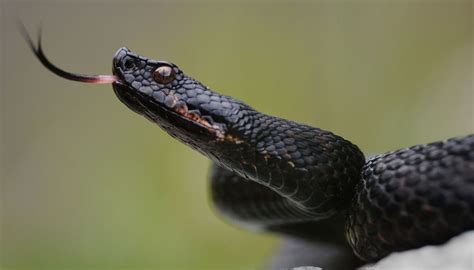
xmin=204 ymin=109 xmax=366 ymax=218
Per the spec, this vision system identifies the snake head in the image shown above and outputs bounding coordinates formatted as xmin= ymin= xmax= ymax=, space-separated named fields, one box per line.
xmin=112 ymin=47 xmax=248 ymax=149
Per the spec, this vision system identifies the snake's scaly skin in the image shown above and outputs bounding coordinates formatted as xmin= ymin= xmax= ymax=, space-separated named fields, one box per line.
xmin=30 ymin=43 xmax=474 ymax=264
xmin=211 ymin=135 xmax=474 ymax=261
xmin=347 ymin=135 xmax=474 ymax=260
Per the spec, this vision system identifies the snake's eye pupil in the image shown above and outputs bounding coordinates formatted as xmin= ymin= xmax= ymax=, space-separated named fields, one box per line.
xmin=124 ymin=59 xmax=135 ymax=69
xmin=153 ymin=66 xmax=175 ymax=84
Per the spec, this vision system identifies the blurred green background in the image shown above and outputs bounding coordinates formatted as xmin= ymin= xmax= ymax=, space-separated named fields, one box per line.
xmin=1 ymin=1 xmax=472 ymax=269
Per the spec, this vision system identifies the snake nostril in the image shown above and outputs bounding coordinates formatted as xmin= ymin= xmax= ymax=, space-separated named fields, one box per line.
xmin=123 ymin=58 xmax=135 ymax=70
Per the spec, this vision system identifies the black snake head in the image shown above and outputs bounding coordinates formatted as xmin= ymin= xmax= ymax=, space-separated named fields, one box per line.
xmin=111 ymin=47 xmax=251 ymax=153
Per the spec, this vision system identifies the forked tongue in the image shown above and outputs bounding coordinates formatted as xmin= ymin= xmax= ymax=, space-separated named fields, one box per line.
xmin=20 ymin=24 xmax=117 ymax=84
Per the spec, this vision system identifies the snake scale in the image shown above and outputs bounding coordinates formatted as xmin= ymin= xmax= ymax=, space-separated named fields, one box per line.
xmin=22 ymin=28 xmax=474 ymax=267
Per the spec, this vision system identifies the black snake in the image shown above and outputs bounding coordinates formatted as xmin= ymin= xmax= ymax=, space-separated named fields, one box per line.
xmin=22 ymin=28 xmax=474 ymax=268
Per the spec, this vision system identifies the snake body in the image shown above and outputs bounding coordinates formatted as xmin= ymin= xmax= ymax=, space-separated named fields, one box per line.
xmin=25 ymin=33 xmax=474 ymax=264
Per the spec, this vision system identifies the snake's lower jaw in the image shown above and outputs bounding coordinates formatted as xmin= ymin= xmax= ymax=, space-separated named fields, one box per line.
xmin=112 ymin=81 xmax=144 ymax=115
xmin=111 ymin=81 xmax=161 ymax=123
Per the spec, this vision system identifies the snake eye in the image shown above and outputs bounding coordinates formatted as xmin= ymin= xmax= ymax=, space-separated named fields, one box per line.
xmin=153 ymin=66 xmax=175 ymax=84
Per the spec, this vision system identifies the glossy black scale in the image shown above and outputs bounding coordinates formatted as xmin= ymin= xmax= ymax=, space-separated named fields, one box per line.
xmin=347 ymin=135 xmax=474 ymax=260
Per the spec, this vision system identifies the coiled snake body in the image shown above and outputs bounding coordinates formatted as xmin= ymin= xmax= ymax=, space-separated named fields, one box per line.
xmin=23 ymin=30 xmax=474 ymax=266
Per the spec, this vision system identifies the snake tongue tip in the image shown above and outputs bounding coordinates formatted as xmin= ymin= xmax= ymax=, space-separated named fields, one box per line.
xmin=20 ymin=23 xmax=117 ymax=85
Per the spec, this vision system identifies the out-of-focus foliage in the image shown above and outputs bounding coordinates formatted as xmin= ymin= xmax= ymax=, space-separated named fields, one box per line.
xmin=1 ymin=1 xmax=472 ymax=269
